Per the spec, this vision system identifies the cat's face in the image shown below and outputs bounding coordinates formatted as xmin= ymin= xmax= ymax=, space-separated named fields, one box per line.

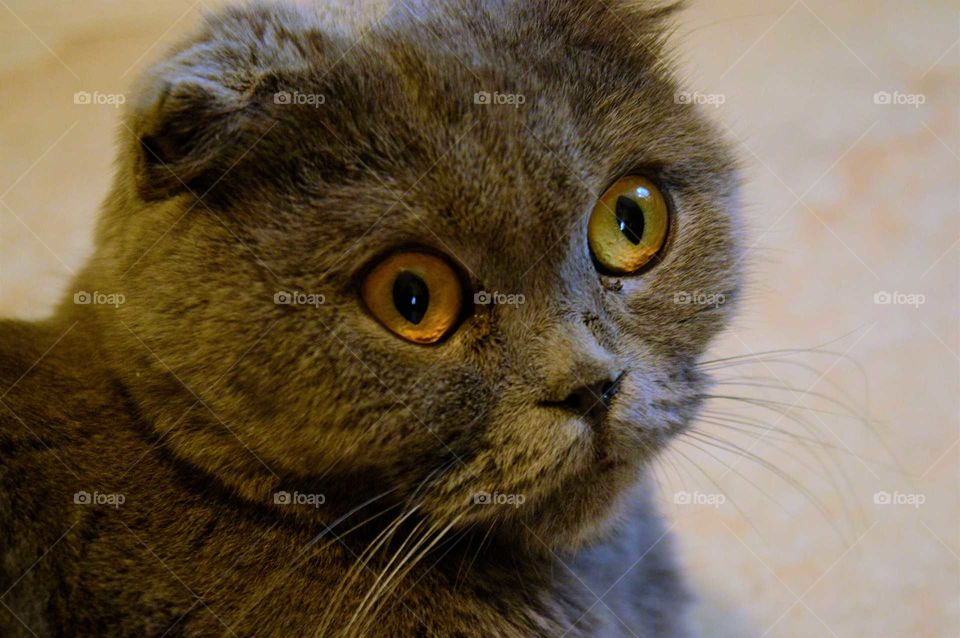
xmin=95 ymin=0 xmax=740 ymax=548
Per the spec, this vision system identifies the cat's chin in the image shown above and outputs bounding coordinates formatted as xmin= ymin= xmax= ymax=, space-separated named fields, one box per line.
xmin=448 ymin=435 xmax=663 ymax=551
xmin=482 ymin=455 xmax=653 ymax=552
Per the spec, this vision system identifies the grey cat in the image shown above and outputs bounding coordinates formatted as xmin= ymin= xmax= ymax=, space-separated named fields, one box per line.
xmin=0 ymin=0 xmax=741 ymax=636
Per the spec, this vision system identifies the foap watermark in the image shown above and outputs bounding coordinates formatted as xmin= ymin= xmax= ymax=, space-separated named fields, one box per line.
xmin=274 ymin=291 xmax=326 ymax=307
xmin=873 ymin=490 xmax=925 ymax=509
xmin=873 ymin=90 xmax=925 ymax=108
xmin=74 ymin=90 xmax=126 ymax=108
xmin=673 ymin=290 xmax=726 ymax=308
xmin=74 ymin=290 xmax=125 ymax=307
xmin=274 ymin=90 xmax=326 ymax=107
xmin=273 ymin=490 xmax=326 ymax=508
xmin=473 ymin=491 xmax=526 ymax=508
xmin=474 ymin=90 xmax=526 ymax=109
xmin=873 ymin=290 xmax=925 ymax=308
xmin=675 ymin=91 xmax=726 ymax=108
xmin=474 ymin=290 xmax=526 ymax=306
xmin=673 ymin=490 xmax=726 ymax=508
xmin=74 ymin=490 xmax=125 ymax=509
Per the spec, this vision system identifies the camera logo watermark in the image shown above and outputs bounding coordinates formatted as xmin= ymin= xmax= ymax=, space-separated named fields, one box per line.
xmin=74 ymin=290 xmax=125 ymax=307
xmin=474 ymin=91 xmax=526 ymax=109
xmin=74 ymin=91 xmax=126 ymax=108
xmin=273 ymin=490 xmax=325 ymax=508
xmin=274 ymin=91 xmax=326 ymax=107
xmin=473 ymin=491 xmax=526 ymax=508
xmin=274 ymin=291 xmax=326 ymax=307
xmin=73 ymin=491 xmax=125 ymax=509
xmin=673 ymin=291 xmax=726 ymax=308
xmin=873 ymin=490 xmax=925 ymax=508
xmin=873 ymin=290 xmax=924 ymax=308
xmin=474 ymin=291 xmax=526 ymax=306
xmin=675 ymin=91 xmax=726 ymax=108
xmin=673 ymin=490 xmax=726 ymax=508
xmin=873 ymin=90 xmax=925 ymax=108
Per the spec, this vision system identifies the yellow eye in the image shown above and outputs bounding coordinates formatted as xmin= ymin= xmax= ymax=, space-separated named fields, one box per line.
xmin=361 ymin=252 xmax=463 ymax=344
xmin=588 ymin=176 xmax=669 ymax=274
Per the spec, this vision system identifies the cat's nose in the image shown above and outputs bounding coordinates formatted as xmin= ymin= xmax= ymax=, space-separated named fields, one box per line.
xmin=541 ymin=371 xmax=626 ymax=423
xmin=535 ymin=323 xmax=625 ymax=426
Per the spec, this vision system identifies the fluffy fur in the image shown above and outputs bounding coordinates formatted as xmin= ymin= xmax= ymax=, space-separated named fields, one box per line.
xmin=0 ymin=1 xmax=741 ymax=636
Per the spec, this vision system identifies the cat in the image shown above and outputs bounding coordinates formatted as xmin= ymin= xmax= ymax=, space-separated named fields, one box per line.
xmin=0 ymin=0 xmax=741 ymax=636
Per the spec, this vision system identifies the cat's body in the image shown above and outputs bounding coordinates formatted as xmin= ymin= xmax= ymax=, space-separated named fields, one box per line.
xmin=0 ymin=1 xmax=740 ymax=636
xmin=0 ymin=322 xmax=687 ymax=636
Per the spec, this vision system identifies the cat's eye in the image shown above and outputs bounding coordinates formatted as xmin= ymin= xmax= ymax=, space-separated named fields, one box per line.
xmin=588 ymin=176 xmax=669 ymax=274
xmin=361 ymin=252 xmax=463 ymax=344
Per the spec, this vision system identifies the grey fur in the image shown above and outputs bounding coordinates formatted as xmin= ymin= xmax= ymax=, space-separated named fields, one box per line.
xmin=0 ymin=1 xmax=741 ymax=636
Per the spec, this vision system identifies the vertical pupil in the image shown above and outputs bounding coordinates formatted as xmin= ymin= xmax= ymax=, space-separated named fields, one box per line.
xmin=615 ymin=196 xmax=645 ymax=245
xmin=393 ymin=271 xmax=430 ymax=325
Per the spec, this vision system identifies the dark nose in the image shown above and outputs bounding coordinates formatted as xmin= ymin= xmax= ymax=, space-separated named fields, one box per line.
xmin=541 ymin=371 xmax=626 ymax=426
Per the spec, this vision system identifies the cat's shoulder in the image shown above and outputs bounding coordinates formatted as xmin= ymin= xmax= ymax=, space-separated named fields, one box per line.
xmin=0 ymin=317 xmax=117 ymax=451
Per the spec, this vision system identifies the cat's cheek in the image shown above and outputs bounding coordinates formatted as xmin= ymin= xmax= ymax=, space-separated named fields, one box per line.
xmin=421 ymin=410 xmax=599 ymax=524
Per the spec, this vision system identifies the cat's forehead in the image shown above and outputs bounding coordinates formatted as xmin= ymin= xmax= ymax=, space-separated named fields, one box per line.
xmin=259 ymin=14 xmax=734 ymax=243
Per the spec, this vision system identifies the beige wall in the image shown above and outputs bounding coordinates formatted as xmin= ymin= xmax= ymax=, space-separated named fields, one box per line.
xmin=1 ymin=1 xmax=957 ymax=636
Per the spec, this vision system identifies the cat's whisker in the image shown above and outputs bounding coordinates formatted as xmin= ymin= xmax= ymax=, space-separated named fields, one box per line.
xmin=350 ymin=514 xmax=464 ymax=638
xmin=325 ymin=500 xmax=406 ymax=545
xmin=695 ymin=415 xmax=868 ymax=531
xmin=700 ymin=419 xmax=854 ymax=507
xmin=697 ymin=413 xmax=857 ymax=465
xmin=698 ymin=409 xmax=893 ymax=470
xmin=317 ymin=458 xmax=461 ymax=636
xmin=704 ymin=383 xmax=905 ymax=480
xmin=622 ymin=427 xmax=675 ymax=492
xmin=709 ymin=380 xmax=867 ymax=418
xmin=364 ymin=517 xmax=466 ymax=635
xmin=638 ymin=432 xmax=694 ymax=496
xmin=227 ymin=484 xmax=403 ymax=634
xmin=699 ymin=373 xmax=876 ymax=532
xmin=696 ymin=415 xmax=840 ymax=463
xmin=703 ymin=358 xmax=871 ymax=422
xmin=695 ymin=415 xmax=856 ymax=504
xmin=455 ymin=517 xmax=497 ymax=590
xmin=700 ymin=395 xmax=855 ymax=468
xmin=678 ymin=430 xmax=849 ymax=541
xmin=677 ymin=11 xmax=787 ymax=40
xmin=385 ymin=523 xmax=474 ymax=615
xmin=316 ymin=504 xmax=422 ymax=637
xmin=698 ymin=325 xmax=873 ymax=369
xmin=650 ymin=455 xmax=678 ymax=496
xmin=701 ymin=353 xmax=871 ymax=407
xmin=675 ymin=433 xmax=790 ymax=515
xmin=698 ymin=348 xmax=856 ymax=368
xmin=667 ymin=442 xmax=764 ymax=539
xmin=344 ymin=516 xmax=433 ymax=636
xmin=323 ymin=458 xmax=459 ymax=550
xmin=648 ymin=434 xmax=696 ymax=496
xmin=702 ymin=394 xmax=860 ymax=421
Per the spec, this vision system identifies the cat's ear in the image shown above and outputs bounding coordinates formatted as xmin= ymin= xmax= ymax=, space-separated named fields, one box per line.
xmin=536 ymin=0 xmax=684 ymax=59
xmin=129 ymin=60 xmax=258 ymax=201
xmin=126 ymin=4 xmax=327 ymax=201
xmin=395 ymin=0 xmax=683 ymax=65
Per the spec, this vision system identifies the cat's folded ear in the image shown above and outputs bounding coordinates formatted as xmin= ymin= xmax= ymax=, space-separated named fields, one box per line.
xmin=129 ymin=59 xmax=254 ymax=201
xmin=535 ymin=0 xmax=684 ymax=58
xmin=126 ymin=3 xmax=327 ymax=201
xmin=396 ymin=0 xmax=683 ymax=67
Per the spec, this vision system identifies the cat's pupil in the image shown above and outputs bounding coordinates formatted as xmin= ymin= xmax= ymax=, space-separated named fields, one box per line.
xmin=393 ymin=272 xmax=429 ymax=324
xmin=615 ymin=196 xmax=645 ymax=245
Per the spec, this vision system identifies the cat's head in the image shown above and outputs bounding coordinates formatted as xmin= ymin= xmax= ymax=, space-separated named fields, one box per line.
xmin=89 ymin=0 xmax=740 ymax=549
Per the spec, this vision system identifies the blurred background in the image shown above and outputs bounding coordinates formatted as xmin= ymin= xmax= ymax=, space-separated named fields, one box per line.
xmin=0 ymin=1 xmax=956 ymax=636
